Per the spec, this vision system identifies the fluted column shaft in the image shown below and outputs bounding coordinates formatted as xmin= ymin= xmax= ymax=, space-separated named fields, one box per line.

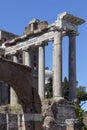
xmin=10 ymin=54 xmax=18 ymax=105
xmin=53 ymin=31 xmax=62 ymax=98
xmin=38 ymin=45 xmax=45 ymax=99
xmin=69 ymin=33 xmax=77 ymax=101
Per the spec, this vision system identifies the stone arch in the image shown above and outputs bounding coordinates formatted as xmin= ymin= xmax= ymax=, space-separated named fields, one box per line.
xmin=0 ymin=58 xmax=41 ymax=113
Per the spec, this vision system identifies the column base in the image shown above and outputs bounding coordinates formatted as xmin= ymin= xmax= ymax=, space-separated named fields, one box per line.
xmin=53 ymin=96 xmax=64 ymax=102
xmin=69 ymin=98 xmax=78 ymax=104
xmin=43 ymin=97 xmax=76 ymax=130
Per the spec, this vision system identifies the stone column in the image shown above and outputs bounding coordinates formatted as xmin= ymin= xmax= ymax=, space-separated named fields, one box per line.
xmin=68 ymin=32 xmax=77 ymax=101
xmin=38 ymin=45 xmax=45 ymax=99
xmin=13 ymin=54 xmax=18 ymax=63
xmin=53 ymin=30 xmax=62 ymax=98
xmin=23 ymin=49 xmax=31 ymax=67
xmin=10 ymin=53 xmax=18 ymax=105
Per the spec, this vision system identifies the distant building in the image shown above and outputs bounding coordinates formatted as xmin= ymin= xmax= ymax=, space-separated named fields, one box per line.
xmin=0 ymin=30 xmax=18 ymax=45
xmin=45 ymin=69 xmax=53 ymax=84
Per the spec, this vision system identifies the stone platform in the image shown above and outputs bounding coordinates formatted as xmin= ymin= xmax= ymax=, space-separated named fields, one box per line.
xmin=42 ymin=98 xmax=82 ymax=130
xmin=0 ymin=105 xmax=42 ymax=130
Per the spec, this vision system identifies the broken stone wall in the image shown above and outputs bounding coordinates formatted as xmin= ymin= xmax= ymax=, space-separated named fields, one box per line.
xmin=0 ymin=113 xmax=42 ymax=130
xmin=43 ymin=99 xmax=82 ymax=130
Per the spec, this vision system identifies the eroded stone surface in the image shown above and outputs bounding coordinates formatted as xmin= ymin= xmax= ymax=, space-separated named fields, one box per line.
xmin=43 ymin=99 xmax=76 ymax=130
xmin=0 ymin=58 xmax=42 ymax=112
xmin=0 ymin=59 xmax=42 ymax=130
xmin=43 ymin=116 xmax=58 ymax=130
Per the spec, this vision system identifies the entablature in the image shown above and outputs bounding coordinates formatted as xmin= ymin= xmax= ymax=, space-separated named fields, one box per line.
xmin=0 ymin=12 xmax=85 ymax=56
xmin=55 ymin=12 xmax=85 ymax=33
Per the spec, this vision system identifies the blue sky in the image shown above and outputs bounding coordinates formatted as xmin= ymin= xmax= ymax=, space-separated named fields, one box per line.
xmin=0 ymin=0 xmax=87 ymax=110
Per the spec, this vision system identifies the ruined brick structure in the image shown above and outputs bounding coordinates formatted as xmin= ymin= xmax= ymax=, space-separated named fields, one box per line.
xmin=0 ymin=30 xmax=18 ymax=105
xmin=0 ymin=59 xmax=42 ymax=130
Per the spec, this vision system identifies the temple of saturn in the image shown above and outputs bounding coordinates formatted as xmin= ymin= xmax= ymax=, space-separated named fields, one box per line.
xmin=0 ymin=12 xmax=85 ymax=104
xmin=0 ymin=12 xmax=85 ymax=130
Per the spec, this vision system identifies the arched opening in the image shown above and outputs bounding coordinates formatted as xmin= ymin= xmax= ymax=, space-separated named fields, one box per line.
xmin=0 ymin=58 xmax=42 ymax=129
xmin=0 ymin=58 xmax=41 ymax=113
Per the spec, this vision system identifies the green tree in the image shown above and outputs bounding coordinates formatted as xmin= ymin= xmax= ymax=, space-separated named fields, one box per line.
xmin=45 ymin=76 xmax=69 ymax=99
xmin=62 ymin=77 xmax=69 ymax=100
xmin=45 ymin=78 xmax=53 ymax=98
xmin=77 ymin=86 xmax=87 ymax=105
xmin=62 ymin=78 xmax=87 ymax=130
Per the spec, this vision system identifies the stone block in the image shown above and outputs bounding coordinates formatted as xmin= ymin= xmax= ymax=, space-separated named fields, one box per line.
xmin=8 ymin=114 xmax=18 ymax=130
xmin=65 ymin=119 xmax=82 ymax=130
xmin=43 ymin=116 xmax=58 ymax=130
xmin=0 ymin=113 xmax=7 ymax=130
xmin=34 ymin=121 xmax=42 ymax=130
xmin=43 ymin=99 xmax=77 ymax=130
xmin=51 ymin=99 xmax=76 ymax=124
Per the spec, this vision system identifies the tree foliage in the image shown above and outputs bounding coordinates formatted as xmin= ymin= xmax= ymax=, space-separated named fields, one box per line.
xmin=62 ymin=77 xmax=69 ymax=100
xmin=77 ymin=86 xmax=87 ymax=104
xmin=45 ymin=78 xmax=53 ymax=98
xmin=45 ymin=76 xmax=87 ymax=103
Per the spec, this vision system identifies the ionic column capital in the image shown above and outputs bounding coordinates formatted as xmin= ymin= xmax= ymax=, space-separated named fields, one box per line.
xmin=35 ymin=41 xmax=48 ymax=47
xmin=53 ymin=24 xmax=64 ymax=32
xmin=22 ymin=47 xmax=30 ymax=52
xmin=53 ymin=30 xmax=62 ymax=46
xmin=53 ymin=29 xmax=63 ymax=35
xmin=11 ymin=51 xmax=18 ymax=56
xmin=35 ymin=42 xmax=42 ymax=46
xmin=68 ymin=31 xmax=78 ymax=37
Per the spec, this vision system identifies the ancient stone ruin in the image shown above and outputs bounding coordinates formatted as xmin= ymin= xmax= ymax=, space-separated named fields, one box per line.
xmin=0 ymin=12 xmax=85 ymax=130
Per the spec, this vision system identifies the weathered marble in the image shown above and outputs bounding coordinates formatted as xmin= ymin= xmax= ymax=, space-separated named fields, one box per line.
xmin=68 ymin=33 xmax=77 ymax=101
xmin=53 ymin=31 xmax=62 ymax=98
xmin=38 ymin=45 xmax=45 ymax=99
xmin=10 ymin=54 xmax=19 ymax=105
